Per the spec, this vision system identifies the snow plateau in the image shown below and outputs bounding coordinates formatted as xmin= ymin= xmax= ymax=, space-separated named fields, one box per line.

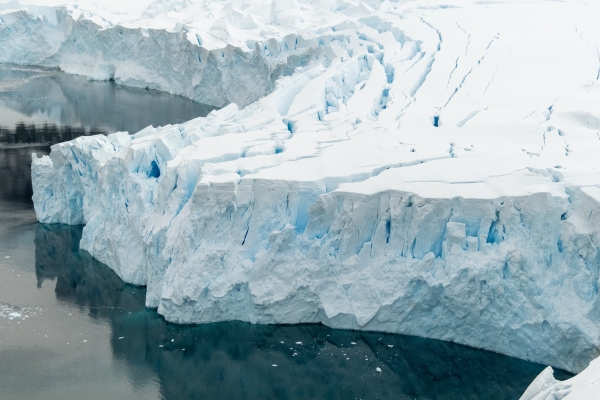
xmin=8 ymin=0 xmax=600 ymax=378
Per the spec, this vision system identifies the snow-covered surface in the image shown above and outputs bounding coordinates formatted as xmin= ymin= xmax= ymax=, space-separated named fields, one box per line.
xmin=520 ymin=358 xmax=600 ymax=400
xmin=6 ymin=0 xmax=599 ymax=378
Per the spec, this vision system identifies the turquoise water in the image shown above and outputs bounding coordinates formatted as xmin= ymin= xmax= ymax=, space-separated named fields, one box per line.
xmin=0 ymin=66 xmax=572 ymax=399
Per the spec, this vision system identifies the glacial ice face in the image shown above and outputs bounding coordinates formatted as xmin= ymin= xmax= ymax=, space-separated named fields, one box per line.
xmin=0 ymin=2 xmax=331 ymax=108
xmin=23 ymin=0 xmax=600 ymax=375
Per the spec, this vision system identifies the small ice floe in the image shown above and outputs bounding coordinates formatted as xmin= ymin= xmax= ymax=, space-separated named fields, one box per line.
xmin=83 ymin=340 xmax=88 ymax=343
xmin=351 ymin=342 xmax=357 ymax=345
xmin=1 ymin=304 xmax=42 ymax=321
xmin=387 ymin=345 xmax=393 ymax=348
xmin=171 ymin=339 xmax=175 ymax=342
xmin=376 ymin=367 xmax=382 ymax=372
xmin=272 ymin=364 xmax=277 ymax=367
xmin=295 ymin=341 xmax=302 ymax=345
xmin=280 ymin=341 xmax=284 ymax=344
xmin=159 ymin=345 xmax=164 ymax=348
xmin=4 ymin=256 xmax=9 ymax=259
xmin=118 ymin=336 xmax=124 ymax=340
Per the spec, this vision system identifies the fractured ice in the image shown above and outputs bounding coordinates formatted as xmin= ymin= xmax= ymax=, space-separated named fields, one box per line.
xmin=5 ymin=0 xmax=600 ymax=377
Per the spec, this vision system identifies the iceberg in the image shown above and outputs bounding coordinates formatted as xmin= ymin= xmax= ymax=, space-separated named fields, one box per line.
xmin=520 ymin=358 xmax=600 ymax=400
xmin=7 ymin=0 xmax=598 ymax=380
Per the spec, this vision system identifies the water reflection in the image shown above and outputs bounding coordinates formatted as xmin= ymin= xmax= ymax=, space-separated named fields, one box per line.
xmin=0 ymin=123 xmax=105 ymax=145
xmin=0 ymin=65 xmax=215 ymax=142
xmin=0 ymin=65 xmax=214 ymax=209
xmin=0 ymin=146 xmax=49 ymax=205
xmin=34 ymin=224 xmax=571 ymax=400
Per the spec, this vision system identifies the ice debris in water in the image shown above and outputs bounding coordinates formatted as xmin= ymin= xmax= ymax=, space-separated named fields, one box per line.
xmin=1 ymin=303 xmax=40 ymax=320
xmin=6 ymin=0 xmax=600 ymax=390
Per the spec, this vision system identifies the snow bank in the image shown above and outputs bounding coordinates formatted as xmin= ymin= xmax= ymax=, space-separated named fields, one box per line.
xmin=20 ymin=0 xmax=600 ymax=376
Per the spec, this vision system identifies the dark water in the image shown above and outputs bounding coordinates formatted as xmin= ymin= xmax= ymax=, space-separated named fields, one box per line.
xmin=0 ymin=66 xmax=572 ymax=399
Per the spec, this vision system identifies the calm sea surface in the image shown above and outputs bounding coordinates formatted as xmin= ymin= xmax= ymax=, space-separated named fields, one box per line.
xmin=0 ymin=65 xmax=572 ymax=400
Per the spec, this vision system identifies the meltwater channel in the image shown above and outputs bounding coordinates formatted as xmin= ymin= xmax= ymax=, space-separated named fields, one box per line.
xmin=0 ymin=65 xmax=572 ymax=400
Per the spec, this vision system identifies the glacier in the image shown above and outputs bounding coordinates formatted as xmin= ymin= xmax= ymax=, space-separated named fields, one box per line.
xmin=4 ymin=0 xmax=599 ymax=382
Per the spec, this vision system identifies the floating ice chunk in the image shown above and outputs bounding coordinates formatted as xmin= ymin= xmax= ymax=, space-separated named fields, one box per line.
xmin=520 ymin=357 xmax=600 ymax=400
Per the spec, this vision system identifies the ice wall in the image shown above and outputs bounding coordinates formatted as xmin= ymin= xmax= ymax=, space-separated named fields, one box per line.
xmin=20 ymin=0 xmax=600 ymax=376
xmin=0 ymin=3 xmax=329 ymax=108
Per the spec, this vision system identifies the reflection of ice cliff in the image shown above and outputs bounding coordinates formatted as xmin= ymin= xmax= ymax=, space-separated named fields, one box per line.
xmin=0 ymin=66 xmax=214 ymax=141
xmin=34 ymin=223 xmax=557 ymax=400
xmin=21 ymin=0 xmax=600 ymax=379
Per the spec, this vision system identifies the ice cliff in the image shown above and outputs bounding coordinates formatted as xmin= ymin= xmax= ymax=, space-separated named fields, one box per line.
xmin=0 ymin=0 xmax=331 ymax=108
xmin=8 ymin=0 xmax=600 ymax=379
